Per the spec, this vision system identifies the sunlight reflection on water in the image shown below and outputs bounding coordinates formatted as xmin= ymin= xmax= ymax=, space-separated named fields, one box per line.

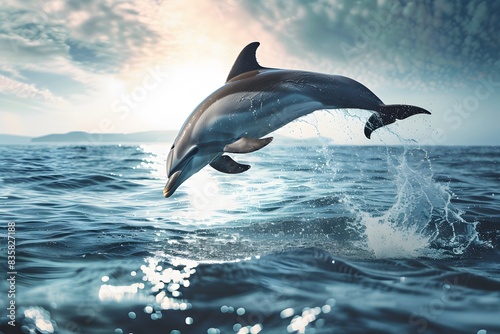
xmin=137 ymin=144 xmax=169 ymax=180
xmin=2 ymin=143 xmax=498 ymax=334
xmin=98 ymin=255 xmax=196 ymax=314
xmin=21 ymin=306 xmax=56 ymax=334
xmin=181 ymin=171 xmax=239 ymax=223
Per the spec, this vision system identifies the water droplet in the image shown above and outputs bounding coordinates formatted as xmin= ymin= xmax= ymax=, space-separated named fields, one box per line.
xmin=185 ymin=317 xmax=193 ymax=325
xmin=250 ymin=324 xmax=263 ymax=333
xmin=236 ymin=307 xmax=245 ymax=315
xmin=151 ymin=313 xmax=159 ymax=320
xmin=101 ymin=276 xmax=109 ymax=282
xmin=280 ymin=308 xmax=294 ymax=319
xmin=238 ymin=327 xmax=250 ymax=334
xmin=128 ymin=311 xmax=136 ymax=319
xmin=114 ymin=329 xmax=123 ymax=334
xmin=477 ymin=330 xmax=487 ymax=334
xmin=326 ymin=298 xmax=336 ymax=307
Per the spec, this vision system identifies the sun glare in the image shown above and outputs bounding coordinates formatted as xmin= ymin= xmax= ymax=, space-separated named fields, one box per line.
xmin=134 ymin=62 xmax=227 ymax=131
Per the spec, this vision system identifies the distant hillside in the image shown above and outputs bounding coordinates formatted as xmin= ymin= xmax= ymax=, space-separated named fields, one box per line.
xmin=31 ymin=130 xmax=177 ymax=143
xmin=0 ymin=134 xmax=32 ymax=144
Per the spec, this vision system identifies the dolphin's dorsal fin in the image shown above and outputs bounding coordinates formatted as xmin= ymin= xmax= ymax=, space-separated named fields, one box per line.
xmin=224 ymin=137 xmax=273 ymax=153
xmin=226 ymin=42 xmax=265 ymax=82
xmin=210 ymin=155 xmax=250 ymax=174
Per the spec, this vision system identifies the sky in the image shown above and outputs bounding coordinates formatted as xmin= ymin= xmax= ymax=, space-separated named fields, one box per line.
xmin=0 ymin=0 xmax=499 ymax=145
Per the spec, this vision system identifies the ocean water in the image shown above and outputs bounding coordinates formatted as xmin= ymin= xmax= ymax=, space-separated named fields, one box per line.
xmin=0 ymin=140 xmax=499 ymax=334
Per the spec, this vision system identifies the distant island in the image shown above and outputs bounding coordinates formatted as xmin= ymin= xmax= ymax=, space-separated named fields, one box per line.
xmin=1 ymin=130 xmax=319 ymax=145
xmin=0 ymin=134 xmax=32 ymax=144
xmin=0 ymin=130 xmax=177 ymax=144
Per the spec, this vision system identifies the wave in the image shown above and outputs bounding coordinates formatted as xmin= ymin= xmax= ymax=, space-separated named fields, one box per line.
xmin=2 ymin=144 xmax=496 ymax=262
xmin=10 ymin=247 xmax=500 ymax=334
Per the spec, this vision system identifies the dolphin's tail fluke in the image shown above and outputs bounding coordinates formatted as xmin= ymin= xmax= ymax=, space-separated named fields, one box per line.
xmin=364 ymin=104 xmax=431 ymax=139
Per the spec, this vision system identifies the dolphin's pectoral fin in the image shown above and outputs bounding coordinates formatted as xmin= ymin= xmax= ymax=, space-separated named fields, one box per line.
xmin=364 ymin=104 xmax=431 ymax=139
xmin=210 ymin=155 xmax=251 ymax=174
xmin=224 ymin=137 xmax=273 ymax=154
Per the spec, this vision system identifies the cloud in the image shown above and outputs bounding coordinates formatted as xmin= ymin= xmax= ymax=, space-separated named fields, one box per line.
xmin=0 ymin=0 xmax=173 ymax=74
xmin=239 ymin=1 xmax=500 ymax=90
xmin=0 ymin=0 xmax=257 ymax=97
xmin=0 ymin=74 xmax=64 ymax=103
xmin=0 ymin=0 xmax=497 ymax=145
xmin=0 ymin=0 xmax=191 ymax=120
xmin=0 ymin=0 xmax=272 ymax=133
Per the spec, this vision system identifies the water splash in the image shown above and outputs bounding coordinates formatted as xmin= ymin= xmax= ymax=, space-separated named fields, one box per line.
xmin=343 ymin=147 xmax=480 ymax=258
xmin=296 ymin=111 xmax=482 ymax=257
xmin=283 ymin=111 xmax=481 ymax=258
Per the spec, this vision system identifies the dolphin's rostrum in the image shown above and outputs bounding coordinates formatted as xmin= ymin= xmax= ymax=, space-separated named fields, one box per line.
xmin=164 ymin=42 xmax=430 ymax=198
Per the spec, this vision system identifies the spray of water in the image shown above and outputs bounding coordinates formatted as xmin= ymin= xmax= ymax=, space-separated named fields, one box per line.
xmin=308 ymin=111 xmax=481 ymax=258
xmin=351 ymin=148 xmax=480 ymax=258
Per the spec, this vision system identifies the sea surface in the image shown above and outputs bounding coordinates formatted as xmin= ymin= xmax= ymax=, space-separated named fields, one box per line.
xmin=0 ymin=140 xmax=499 ymax=334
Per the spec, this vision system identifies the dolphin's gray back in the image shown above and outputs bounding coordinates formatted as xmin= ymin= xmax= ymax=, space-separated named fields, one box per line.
xmin=192 ymin=69 xmax=385 ymax=140
xmin=226 ymin=70 xmax=385 ymax=112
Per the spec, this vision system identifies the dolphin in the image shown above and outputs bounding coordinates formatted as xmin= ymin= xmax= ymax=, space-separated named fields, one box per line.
xmin=164 ymin=42 xmax=430 ymax=198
